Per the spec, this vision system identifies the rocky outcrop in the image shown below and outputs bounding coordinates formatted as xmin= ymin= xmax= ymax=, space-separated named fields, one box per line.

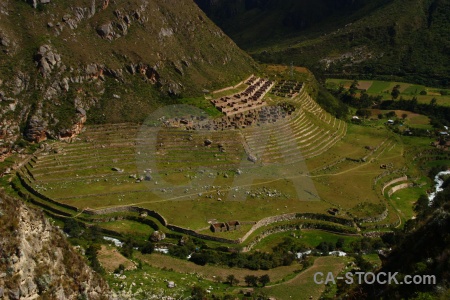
xmin=24 ymin=115 xmax=48 ymax=143
xmin=0 ymin=191 xmax=112 ymax=299
xmin=0 ymin=0 xmax=257 ymax=156
xmin=35 ymin=45 xmax=62 ymax=77
xmin=29 ymin=0 xmax=52 ymax=9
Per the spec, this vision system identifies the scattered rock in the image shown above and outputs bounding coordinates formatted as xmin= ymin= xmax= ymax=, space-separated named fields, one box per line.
xmin=97 ymin=22 xmax=113 ymax=39
xmin=35 ymin=45 xmax=61 ymax=77
xmin=248 ymin=154 xmax=257 ymax=163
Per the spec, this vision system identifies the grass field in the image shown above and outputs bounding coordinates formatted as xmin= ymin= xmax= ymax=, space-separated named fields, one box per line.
xmin=99 ymin=248 xmax=349 ymax=299
xmin=137 ymin=252 xmax=303 ymax=285
xmin=389 ymin=186 xmax=426 ymax=222
xmin=15 ymin=79 xmax=433 ymax=243
xmin=326 ymin=79 xmax=450 ymax=107
xmin=21 ymin=120 xmax=406 ymax=231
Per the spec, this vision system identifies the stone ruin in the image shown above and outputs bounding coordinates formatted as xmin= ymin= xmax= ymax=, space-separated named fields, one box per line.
xmin=270 ymin=80 xmax=303 ymax=98
xmin=163 ymin=103 xmax=296 ymax=131
xmin=210 ymin=76 xmax=275 ymax=116
xmin=210 ymin=220 xmax=241 ymax=233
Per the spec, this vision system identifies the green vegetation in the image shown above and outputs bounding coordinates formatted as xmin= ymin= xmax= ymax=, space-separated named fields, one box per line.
xmin=326 ymin=79 xmax=450 ymax=107
xmin=5 ymin=64 xmax=450 ymax=299
xmin=198 ymin=0 xmax=450 ymax=87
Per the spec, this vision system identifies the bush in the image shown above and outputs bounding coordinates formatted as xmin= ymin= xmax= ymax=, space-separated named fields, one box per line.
xmin=141 ymin=241 xmax=154 ymax=254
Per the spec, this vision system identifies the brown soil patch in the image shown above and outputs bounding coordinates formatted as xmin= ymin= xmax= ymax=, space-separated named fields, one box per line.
xmin=357 ymin=81 xmax=373 ymax=90
xmin=97 ymin=245 xmax=135 ymax=272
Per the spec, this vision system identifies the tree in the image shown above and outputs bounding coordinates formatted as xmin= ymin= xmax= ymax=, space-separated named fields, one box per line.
xmin=356 ymin=109 xmax=371 ymax=119
xmin=191 ymin=285 xmax=207 ymax=300
xmin=121 ymin=238 xmax=134 ymax=258
xmin=391 ymin=85 xmax=401 ymax=100
xmin=349 ymin=80 xmax=359 ymax=96
xmin=401 ymin=113 xmax=408 ymax=120
xmin=259 ymin=274 xmax=270 ymax=287
xmin=85 ymin=244 xmax=104 ymax=274
xmin=63 ymin=218 xmax=82 ymax=237
xmin=114 ymin=264 xmax=125 ymax=274
xmin=430 ymin=97 xmax=437 ymax=106
xmin=226 ymin=274 xmax=237 ymax=286
xmin=141 ymin=241 xmax=154 ymax=254
xmin=244 ymin=275 xmax=258 ymax=287
xmin=386 ymin=111 xmax=397 ymax=118
xmin=336 ymin=238 xmax=345 ymax=249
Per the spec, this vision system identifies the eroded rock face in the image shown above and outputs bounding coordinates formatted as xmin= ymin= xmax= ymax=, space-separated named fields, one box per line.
xmin=0 ymin=192 xmax=112 ymax=299
xmin=29 ymin=0 xmax=51 ymax=9
xmin=35 ymin=45 xmax=61 ymax=77
xmin=24 ymin=115 xmax=48 ymax=143
xmin=0 ymin=0 xmax=257 ymax=156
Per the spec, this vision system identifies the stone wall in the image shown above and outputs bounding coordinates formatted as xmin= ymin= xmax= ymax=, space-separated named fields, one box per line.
xmin=382 ymin=176 xmax=408 ymax=195
xmin=167 ymin=224 xmax=240 ymax=244
xmin=212 ymin=74 xmax=254 ymax=94
xmin=17 ymin=171 xmax=79 ymax=212
xmin=356 ymin=207 xmax=389 ymax=223
xmin=82 ymin=205 xmax=168 ymax=226
xmin=388 ymin=182 xmax=414 ymax=197
xmin=237 ymin=213 xmax=298 ymax=243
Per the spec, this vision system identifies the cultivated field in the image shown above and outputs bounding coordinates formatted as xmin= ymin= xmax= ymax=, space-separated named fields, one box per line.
xmin=16 ymin=78 xmax=419 ymax=242
xmin=326 ymin=79 xmax=450 ymax=106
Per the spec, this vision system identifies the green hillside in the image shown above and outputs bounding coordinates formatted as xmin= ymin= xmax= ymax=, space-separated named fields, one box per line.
xmin=195 ymin=0 xmax=450 ymax=87
xmin=0 ymin=0 xmax=257 ymax=147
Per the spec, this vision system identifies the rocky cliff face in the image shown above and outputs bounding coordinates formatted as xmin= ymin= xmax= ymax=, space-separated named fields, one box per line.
xmin=0 ymin=0 xmax=257 ymax=159
xmin=0 ymin=190 xmax=112 ymax=299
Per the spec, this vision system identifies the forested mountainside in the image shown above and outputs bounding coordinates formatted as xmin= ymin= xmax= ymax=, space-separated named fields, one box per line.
xmin=195 ymin=0 xmax=450 ymax=87
xmin=0 ymin=0 xmax=257 ymax=155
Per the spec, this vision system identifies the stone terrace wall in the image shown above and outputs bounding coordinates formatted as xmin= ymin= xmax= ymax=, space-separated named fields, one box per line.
xmin=17 ymin=171 xmax=80 ymax=212
xmin=167 ymin=224 xmax=240 ymax=244
xmin=83 ymin=206 xmax=168 ymax=226
xmin=238 ymin=213 xmax=297 ymax=243
xmin=212 ymin=74 xmax=254 ymax=94
xmin=388 ymin=183 xmax=414 ymax=197
xmin=356 ymin=208 xmax=389 ymax=223
xmin=382 ymin=176 xmax=408 ymax=195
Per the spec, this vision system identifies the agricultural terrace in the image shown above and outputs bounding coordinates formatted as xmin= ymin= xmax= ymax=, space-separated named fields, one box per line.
xmin=326 ymin=79 xmax=450 ymax=106
xmin=17 ymin=77 xmax=411 ymax=240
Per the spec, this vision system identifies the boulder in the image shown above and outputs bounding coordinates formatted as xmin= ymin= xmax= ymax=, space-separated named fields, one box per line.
xmin=35 ymin=45 xmax=60 ymax=77
xmin=248 ymin=154 xmax=257 ymax=163
xmin=150 ymin=231 xmax=166 ymax=242
xmin=97 ymin=23 xmax=113 ymax=38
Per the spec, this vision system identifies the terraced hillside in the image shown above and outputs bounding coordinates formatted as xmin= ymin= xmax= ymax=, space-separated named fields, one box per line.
xmin=14 ymin=78 xmax=411 ymax=239
xmin=243 ymin=86 xmax=347 ymax=164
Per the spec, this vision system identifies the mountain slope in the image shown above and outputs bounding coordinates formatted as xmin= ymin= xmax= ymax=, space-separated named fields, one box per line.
xmin=0 ymin=189 xmax=112 ymax=299
xmin=0 ymin=0 xmax=257 ymax=153
xmin=195 ymin=0 xmax=450 ymax=87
